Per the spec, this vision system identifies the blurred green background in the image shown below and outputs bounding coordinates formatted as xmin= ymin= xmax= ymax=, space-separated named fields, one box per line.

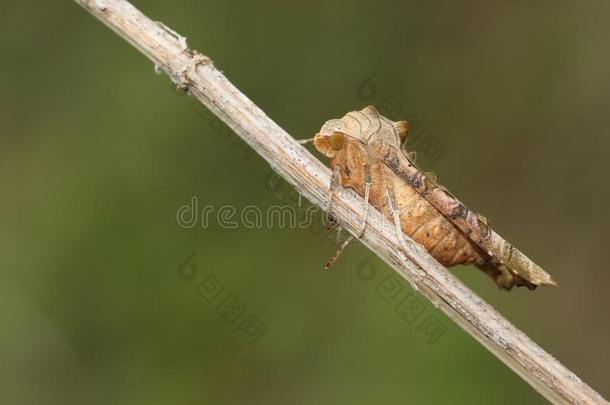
xmin=2 ymin=1 xmax=609 ymax=404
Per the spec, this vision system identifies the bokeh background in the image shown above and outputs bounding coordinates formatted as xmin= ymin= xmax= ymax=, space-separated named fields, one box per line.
xmin=2 ymin=1 xmax=610 ymax=404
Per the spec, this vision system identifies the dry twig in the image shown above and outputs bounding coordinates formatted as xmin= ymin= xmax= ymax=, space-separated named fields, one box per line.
xmin=73 ymin=1 xmax=607 ymax=403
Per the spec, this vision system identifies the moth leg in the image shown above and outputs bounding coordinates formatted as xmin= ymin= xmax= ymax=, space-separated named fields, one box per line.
xmin=357 ymin=183 xmax=371 ymax=238
xmin=324 ymin=235 xmax=354 ymax=269
xmin=357 ymin=160 xmax=372 ymax=238
xmin=326 ymin=165 xmax=342 ymax=212
xmin=495 ymin=264 xmax=536 ymax=290
xmin=385 ymin=184 xmax=410 ymax=254
xmin=321 ymin=165 xmax=343 ymax=236
xmin=478 ymin=261 xmax=536 ymax=291
xmin=298 ymin=137 xmax=315 ymax=145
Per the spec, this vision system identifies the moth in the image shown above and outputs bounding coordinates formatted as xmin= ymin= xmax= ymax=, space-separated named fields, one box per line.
xmin=304 ymin=106 xmax=557 ymax=290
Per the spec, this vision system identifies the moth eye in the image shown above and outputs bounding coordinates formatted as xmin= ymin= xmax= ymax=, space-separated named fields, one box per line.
xmin=328 ymin=131 xmax=346 ymax=151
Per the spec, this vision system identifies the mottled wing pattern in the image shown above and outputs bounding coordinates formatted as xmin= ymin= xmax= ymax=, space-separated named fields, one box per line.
xmin=371 ymin=138 xmax=556 ymax=287
xmin=315 ymin=106 xmax=556 ymax=288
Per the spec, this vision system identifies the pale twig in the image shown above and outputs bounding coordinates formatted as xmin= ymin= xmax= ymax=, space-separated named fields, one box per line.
xmin=73 ymin=1 xmax=607 ymax=403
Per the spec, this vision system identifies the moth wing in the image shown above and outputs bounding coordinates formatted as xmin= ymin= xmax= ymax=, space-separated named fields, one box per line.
xmin=370 ymin=140 xmax=557 ymax=287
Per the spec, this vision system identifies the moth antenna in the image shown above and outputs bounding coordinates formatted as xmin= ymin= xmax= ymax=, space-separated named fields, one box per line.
xmin=298 ymin=137 xmax=315 ymax=145
xmin=361 ymin=105 xmax=380 ymax=117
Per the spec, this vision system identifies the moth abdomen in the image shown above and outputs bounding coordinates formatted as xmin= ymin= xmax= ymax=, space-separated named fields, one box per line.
xmin=389 ymin=169 xmax=483 ymax=268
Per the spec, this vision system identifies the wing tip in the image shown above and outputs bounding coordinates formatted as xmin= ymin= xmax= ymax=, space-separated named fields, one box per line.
xmin=538 ymin=278 xmax=559 ymax=288
xmin=529 ymin=272 xmax=558 ymax=288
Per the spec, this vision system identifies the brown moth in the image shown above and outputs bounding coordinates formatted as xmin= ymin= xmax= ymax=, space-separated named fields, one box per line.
xmin=310 ymin=105 xmax=557 ymax=290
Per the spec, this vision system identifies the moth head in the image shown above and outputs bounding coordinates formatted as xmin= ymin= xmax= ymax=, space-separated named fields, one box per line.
xmin=313 ymin=131 xmax=348 ymax=158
